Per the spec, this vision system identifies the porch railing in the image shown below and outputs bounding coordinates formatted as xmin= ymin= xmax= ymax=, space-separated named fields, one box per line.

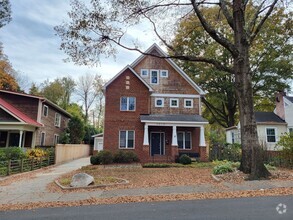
xmin=0 ymin=155 xmax=55 ymax=176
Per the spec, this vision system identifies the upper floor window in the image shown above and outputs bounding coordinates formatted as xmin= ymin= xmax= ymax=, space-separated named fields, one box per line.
xmin=141 ymin=69 xmax=149 ymax=77
xmin=266 ymin=128 xmax=276 ymax=143
xmin=177 ymin=132 xmax=191 ymax=149
xmin=150 ymin=70 xmax=159 ymax=84
xmin=54 ymin=113 xmax=61 ymax=127
xmin=120 ymin=97 xmax=136 ymax=111
xmin=119 ymin=130 xmax=135 ymax=149
xmin=155 ymin=98 xmax=164 ymax=107
xmin=43 ymin=105 xmax=48 ymax=117
xmin=160 ymin=70 xmax=168 ymax=78
xmin=170 ymin=98 xmax=179 ymax=108
xmin=184 ymin=99 xmax=193 ymax=108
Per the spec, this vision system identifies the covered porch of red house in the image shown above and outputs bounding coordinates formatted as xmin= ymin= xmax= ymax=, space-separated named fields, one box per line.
xmin=140 ymin=114 xmax=209 ymax=162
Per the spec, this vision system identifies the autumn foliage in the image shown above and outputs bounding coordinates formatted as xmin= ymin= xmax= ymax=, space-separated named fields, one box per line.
xmin=0 ymin=60 xmax=19 ymax=91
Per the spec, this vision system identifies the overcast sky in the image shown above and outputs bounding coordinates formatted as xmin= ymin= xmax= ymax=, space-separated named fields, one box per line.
xmin=0 ymin=0 xmax=155 ymax=90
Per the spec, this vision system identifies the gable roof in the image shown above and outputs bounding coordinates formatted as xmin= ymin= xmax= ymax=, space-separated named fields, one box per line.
xmin=0 ymin=90 xmax=71 ymax=117
xmin=0 ymin=97 xmax=42 ymax=127
xmin=130 ymin=43 xmax=206 ymax=95
xmin=104 ymin=65 xmax=154 ymax=91
xmin=255 ymin=112 xmax=286 ymax=124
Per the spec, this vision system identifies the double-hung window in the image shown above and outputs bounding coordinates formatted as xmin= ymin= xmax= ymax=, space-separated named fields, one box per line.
xmin=120 ymin=97 xmax=136 ymax=111
xmin=150 ymin=70 xmax=159 ymax=84
xmin=177 ymin=132 xmax=192 ymax=149
xmin=266 ymin=128 xmax=276 ymax=143
xmin=43 ymin=105 xmax=48 ymax=117
xmin=54 ymin=113 xmax=61 ymax=127
xmin=119 ymin=130 xmax=135 ymax=149
xmin=40 ymin=132 xmax=46 ymax=146
xmin=53 ymin=134 xmax=59 ymax=145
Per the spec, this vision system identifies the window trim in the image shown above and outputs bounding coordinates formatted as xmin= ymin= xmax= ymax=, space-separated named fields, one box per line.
xmin=177 ymin=131 xmax=192 ymax=150
xmin=54 ymin=113 xmax=61 ymax=127
xmin=40 ymin=132 xmax=46 ymax=146
xmin=141 ymin=69 xmax=149 ymax=77
xmin=160 ymin=70 xmax=168 ymax=78
xmin=120 ymin=97 xmax=136 ymax=111
xmin=53 ymin=134 xmax=59 ymax=145
xmin=150 ymin=69 xmax=159 ymax=85
xmin=43 ymin=105 xmax=48 ymax=117
xmin=170 ymin=98 xmax=179 ymax=108
xmin=266 ymin=127 xmax=277 ymax=143
xmin=119 ymin=130 xmax=135 ymax=149
xmin=155 ymin=98 xmax=164 ymax=107
xmin=184 ymin=99 xmax=193 ymax=108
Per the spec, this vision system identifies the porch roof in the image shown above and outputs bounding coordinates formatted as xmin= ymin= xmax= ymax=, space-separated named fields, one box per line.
xmin=140 ymin=114 xmax=208 ymax=124
xmin=0 ymin=98 xmax=42 ymax=127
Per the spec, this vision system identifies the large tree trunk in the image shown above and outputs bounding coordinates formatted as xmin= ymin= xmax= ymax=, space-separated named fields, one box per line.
xmin=233 ymin=0 xmax=270 ymax=179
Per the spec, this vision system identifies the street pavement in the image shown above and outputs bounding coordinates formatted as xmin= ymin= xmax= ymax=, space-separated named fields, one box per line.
xmin=0 ymin=196 xmax=292 ymax=220
xmin=0 ymin=157 xmax=292 ymax=205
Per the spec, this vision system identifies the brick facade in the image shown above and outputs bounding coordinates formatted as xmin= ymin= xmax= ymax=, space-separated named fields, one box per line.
xmin=103 ymin=44 xmax=208 ymax=162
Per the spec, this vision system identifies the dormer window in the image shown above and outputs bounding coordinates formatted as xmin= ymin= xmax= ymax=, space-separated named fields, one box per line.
xmin=141 ymin=69 xmax=149 ymax=77
xmin=150 ymin=70 xmax=159 ymax=84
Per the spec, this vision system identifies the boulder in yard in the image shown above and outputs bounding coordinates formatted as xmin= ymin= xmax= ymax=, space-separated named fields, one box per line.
xmin=70 ymin=173 xmax=94 ymax=187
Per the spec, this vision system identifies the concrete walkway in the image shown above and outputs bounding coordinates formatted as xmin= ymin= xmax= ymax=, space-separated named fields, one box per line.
xmin=0 ymin=158 xmax=292 ymax=205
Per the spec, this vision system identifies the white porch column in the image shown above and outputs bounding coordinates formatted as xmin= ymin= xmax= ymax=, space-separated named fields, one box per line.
xmin=200 ymin=126 xmax=206 ymax=146
xmin=18 ymin=130 xmax=23 ymax=148
xmin=172 ymin=125 xmax=178 ymax=146
xmin=143 ymin=124 xmax=149 ymax=145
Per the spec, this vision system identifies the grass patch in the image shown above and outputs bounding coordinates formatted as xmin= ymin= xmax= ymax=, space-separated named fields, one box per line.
xmin=59 ymin=178 xmax=71 ymax=186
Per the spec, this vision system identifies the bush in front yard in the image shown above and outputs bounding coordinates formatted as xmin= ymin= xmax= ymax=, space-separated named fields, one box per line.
xmin=113 ymin=150 xmax=139 ymax=163
xmin=90 ymin=155 xmax=100 ymax=165
xmin=213 ymin=162 xmax=233 ymax=175
xmin=0 ymin=147 xmax=26 ymax=160
xmin=26 ymin=148 xmax=47 ymax=160
xmin=98 ymin=150 xmax=113 ymax=164
xmin=179 ymin=154 xmax=192 ymax=165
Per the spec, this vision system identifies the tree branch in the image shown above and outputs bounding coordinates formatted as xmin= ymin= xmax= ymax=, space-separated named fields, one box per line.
xmin=219 ymin=0 xmax=234 ymax=30
xmin=191 ymin=0 xmax=238 ymax=57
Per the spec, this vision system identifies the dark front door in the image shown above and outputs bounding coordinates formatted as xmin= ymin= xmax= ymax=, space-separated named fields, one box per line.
xmin=151 ymin=132 xmax=165 ymax=156
xmin=9 ymin=133 xmax=20 ymax=147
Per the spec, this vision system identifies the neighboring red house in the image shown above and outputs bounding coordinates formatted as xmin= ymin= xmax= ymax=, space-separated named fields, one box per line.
xmin=0 ymin=90 xmax=71 ymax=148
xmin=103 ymin=44 xmax=208 ymax=162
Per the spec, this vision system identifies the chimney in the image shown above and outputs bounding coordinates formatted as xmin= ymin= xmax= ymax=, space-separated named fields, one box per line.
xmin=275 ymin=91 xmax=286 ymax=120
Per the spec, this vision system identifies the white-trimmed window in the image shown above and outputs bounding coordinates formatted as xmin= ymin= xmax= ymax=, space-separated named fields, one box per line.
xmin=119 ymin=130 xmax=135 ymax=149
xmin=150 ymin=70 xmax=159 ymax=84
xmin=170 ymin=98 xmax=179 ymax=107
xmin=160 ymin=70 xmax=168 ymax=78
xmin=40 ymin=132 xmax=46 ymax=146
xmin=53 ymin=134 xmax=59 ymax=145
xmin=266 ymin=128 xmax=276 ymax=143
xmin=120 ymin=97 xmax=136 ymax=111
xmin=155 ymin=98 xmax=164 ymax=107
xmin=177 ymin=132 xmax=192 ymax=149
xmin=184 ymin=99 xmax=193 ymax=108
xmin=43 ymin=105 xmax=48 ymax=117
xmin=54 ymin=113 xmax=61 ymax=127
xmin=141 ymin=69 xmax=149 ymax=77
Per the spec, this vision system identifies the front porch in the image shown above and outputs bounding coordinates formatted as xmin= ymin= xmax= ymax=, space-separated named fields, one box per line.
xmin=140 ymin=114 xmax=209 ymax=162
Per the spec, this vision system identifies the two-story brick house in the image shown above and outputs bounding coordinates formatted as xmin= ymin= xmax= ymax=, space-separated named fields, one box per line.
xmin=103 ymin=44 xmax=208 ymax=162
xmin=0 ymin=90 xmax=71 ymax=148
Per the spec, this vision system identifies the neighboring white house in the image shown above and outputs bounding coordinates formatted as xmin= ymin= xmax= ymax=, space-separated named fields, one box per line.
xmin=92 ymin=133 xmax=103 ymax=152
xmin=275 ymin=91 xmax=293 ymax=133
xmin=226 ymin=112 xmax=287 ymax=151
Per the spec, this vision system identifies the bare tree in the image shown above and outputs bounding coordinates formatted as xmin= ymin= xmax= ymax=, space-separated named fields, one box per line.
xmin=76 ymin=73 xmax=103 ymax=123
xmin=55 ymin=0 xmax=290 ymax=178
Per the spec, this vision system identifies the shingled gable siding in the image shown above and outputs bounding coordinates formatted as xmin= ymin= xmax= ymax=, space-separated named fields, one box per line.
xmin=133 ymin=51 xmax=200 ymax=115
xmin=37 ymin=104 xmax=69 ymax=146
xmin=104 ymin=68 xmax=150 ymax=162
xmin=0 ymin=93 xmax=39 ymax=121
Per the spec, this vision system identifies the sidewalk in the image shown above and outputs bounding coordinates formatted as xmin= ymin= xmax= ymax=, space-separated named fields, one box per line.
xmin=0 ymin=158 xmax=292 ymax=205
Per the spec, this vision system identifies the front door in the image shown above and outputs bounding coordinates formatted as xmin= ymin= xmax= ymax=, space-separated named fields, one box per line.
xmin=151 ymin=132 xmax=165 ymax=156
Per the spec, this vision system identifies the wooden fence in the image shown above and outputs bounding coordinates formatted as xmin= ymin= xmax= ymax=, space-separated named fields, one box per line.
xmin=55 ymin=144 xmax=91 ymax=164
xmin=0 ymin=155 xmax=55 ymax=176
